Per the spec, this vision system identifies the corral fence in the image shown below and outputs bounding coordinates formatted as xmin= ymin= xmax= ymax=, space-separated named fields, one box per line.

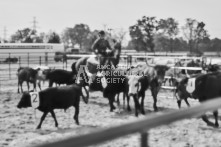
xmin=0 ymin=52 xmax=70 ymax=90
xmin=35 ymin=97 xmax=221 ymax=147
xmin=0 ymin=52 xmax=210 ymax=91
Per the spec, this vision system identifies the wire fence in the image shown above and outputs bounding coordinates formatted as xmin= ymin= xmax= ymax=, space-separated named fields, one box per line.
xmin=0 ymin=52 xmax=72 ymax=90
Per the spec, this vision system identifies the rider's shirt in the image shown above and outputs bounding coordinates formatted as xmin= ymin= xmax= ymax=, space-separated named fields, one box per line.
xmin=92 ymin=38 xmax=112 ymax=55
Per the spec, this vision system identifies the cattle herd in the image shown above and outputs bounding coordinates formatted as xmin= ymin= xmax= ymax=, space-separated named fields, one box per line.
xmin=16 ymin=57 xmax=221 ymax=129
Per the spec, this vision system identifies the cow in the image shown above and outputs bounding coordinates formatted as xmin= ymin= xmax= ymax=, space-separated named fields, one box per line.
xmin=17 ymin=82 xmax=89 ymax=129
xmin=176 ymin=72 xmax=221 ymax=127
xmin=33 ymin=66 xmax=50 ymax=90
xmin=45 ymin=69 xmax=77 ymax=87
xmin=128 ymin=75 xmax=149 ymax=114
xmin=102 ymin=69 xmax=141 ymax=116
xmin=17 ymin=67 xmax=39 ymax=93
xmin=127 ymin=64 xmax=169 ymax=113
xmin=205 ymin=64 xmax=221 ymax=73
xmin=175 ymin=77 xmax=191 ymax=108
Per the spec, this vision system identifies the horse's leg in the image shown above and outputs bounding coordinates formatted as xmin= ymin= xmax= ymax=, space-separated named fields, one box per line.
xmin=213 ymin=110 xmax=219 ymax=127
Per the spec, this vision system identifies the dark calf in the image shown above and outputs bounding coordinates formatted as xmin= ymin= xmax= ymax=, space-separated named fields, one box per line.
xmin=46 ymin=69 xmax=76 ymax=87
xmin=17 ymin=84 xmax=89 ymax=129
xmin=175 ymin=77 xmax=191 ymax=108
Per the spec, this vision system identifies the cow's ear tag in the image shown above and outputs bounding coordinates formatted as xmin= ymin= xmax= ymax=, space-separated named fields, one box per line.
xmin=186 ymin=78 xmax=196 ymax=93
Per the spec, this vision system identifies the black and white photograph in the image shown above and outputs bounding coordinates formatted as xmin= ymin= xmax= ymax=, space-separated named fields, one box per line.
xmin=1 ymin=0 xmax=221 ymax=147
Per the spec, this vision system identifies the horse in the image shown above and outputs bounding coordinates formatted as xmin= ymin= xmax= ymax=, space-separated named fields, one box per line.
xmin=71 ymin=39 xmax=122 ymax=84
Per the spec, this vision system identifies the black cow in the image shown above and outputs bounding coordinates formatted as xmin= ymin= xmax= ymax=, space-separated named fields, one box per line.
xmin=89 ymin=72 xmax=134 ymax=114
xmin=45 ymin=69 xmax=76 ymax=87
xmin=176 ymin=72 xmax=221 ymax=127
xmin=191 ymin=72 xmax=221 ymax=127
xmin=175 ymin=77 xmax=191 ymax=108
xmin=17 ymin=67 xmax=39 ymax=93
xmin=98 ymin=68 xmax=141 ymax=116
xmin=17 ymin=83 xmax=89 ymax=129
xmin=205 ymin=64 xmax=221 ymax=73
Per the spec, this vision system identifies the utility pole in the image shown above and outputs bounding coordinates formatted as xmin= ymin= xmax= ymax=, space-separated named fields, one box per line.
xmin=30 ymin=17 xmax=39 ymax=42
xmin=3 ymin=26 xmax=7 ymax=42
xmin=31 ymin=16 xmax=38 ymax=32
xmin=103 ymin=24 xmax=107 ymax=31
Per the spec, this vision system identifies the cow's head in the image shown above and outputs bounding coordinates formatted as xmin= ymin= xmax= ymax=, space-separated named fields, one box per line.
xmin=89 ymin=75 xmax=104 ymax=91
xmin=88 ymin=72 xmax=107 ymax=92
xmin=29 ymin=68 xmax=39 ymax=82
xmin=153 ymin=65 xmax=169 ymax=84
xmin=128 ymin=75 xmax=141 ymax=97
xmin=17 ymin=92 xmax=32 ymax=108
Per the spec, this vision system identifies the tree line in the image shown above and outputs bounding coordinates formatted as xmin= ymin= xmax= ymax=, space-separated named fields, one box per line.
xmin=3 ymin=16 xmax=221 ymax=53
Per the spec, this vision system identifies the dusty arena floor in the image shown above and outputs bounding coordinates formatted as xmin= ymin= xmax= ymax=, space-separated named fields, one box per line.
xmin=1 ymin=79 xmax=221 ymax=147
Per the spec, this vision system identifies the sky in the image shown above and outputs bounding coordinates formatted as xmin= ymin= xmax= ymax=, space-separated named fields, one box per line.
xmin=0 ymin=0 xmax=221 ymax=41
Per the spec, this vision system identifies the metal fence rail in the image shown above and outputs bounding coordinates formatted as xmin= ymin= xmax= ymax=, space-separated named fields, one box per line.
xmin=35 ymin=98 xmax=221 ymax=147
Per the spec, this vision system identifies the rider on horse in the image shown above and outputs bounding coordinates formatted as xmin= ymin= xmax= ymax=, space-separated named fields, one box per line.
xmin=92 ymin=30 xmax=113 ymax=68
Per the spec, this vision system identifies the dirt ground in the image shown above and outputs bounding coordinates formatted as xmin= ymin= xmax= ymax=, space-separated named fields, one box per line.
xmin=1 ymin=79 xmax=221 ymax=147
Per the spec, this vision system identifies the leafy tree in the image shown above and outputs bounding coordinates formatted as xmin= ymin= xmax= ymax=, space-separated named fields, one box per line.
xmin=112 ymin=28 xmax=127 ymax=44
xmin=62 ymin=24 xmax=91 ymax=49
xmin=35 ymin=32 xmax=46 ymax=43
xmin=82 ymin=30 xmax=99 ymax=52
xmin=10 ymin=28 xmax=37 ymax=43
xmin=153 ymin=34 xmax=170 ymax=52
xmin=47 ymin=32 xmax=61 ymax=43
xmin=182 ymin=18 xmax=209 ymax=53
xmin=129 ymin=16 xmax=159 ymax=52
xmin=158 ymin=18 xmax=179 ymax=52
xmin=210 ymin=38 xmax=221 ymax=52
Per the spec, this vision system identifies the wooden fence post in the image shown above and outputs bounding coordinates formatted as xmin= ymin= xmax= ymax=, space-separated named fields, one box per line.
xmin=127 ymin=55 xmax=132 ymax=68
xmin=45 ymin=52 xmax=48 ymax=66
xmin=8 ymin=53 xmax=11 ymax=79
xmin=140 ymin=131 xmax=149 ymax=147
xmin=27 ymin=53 xmax=30 ymax=67
xmin=39 ymin=56 xmax=42 ymax=66
xmin=19 ymin=56 xmax=21 ymax=67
